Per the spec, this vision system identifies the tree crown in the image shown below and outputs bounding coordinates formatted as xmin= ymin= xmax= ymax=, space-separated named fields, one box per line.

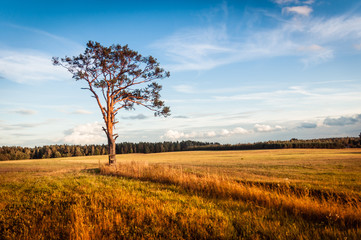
xmin=53 ymin=41 xmax=170 ymax=117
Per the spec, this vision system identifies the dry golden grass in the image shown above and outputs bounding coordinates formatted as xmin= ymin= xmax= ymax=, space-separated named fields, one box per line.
xmin=111 ymin=149 xmax=361 ymax=193
xmin=101 ymin=161 xmax=361 ymax=228
xmin=1 ymin=149 xmax=361 ymax=239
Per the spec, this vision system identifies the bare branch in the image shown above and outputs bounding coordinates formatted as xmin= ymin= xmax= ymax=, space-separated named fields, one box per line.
xmin=102 ymin=127 xmax=107 ymax=134
xmin=114 ymin=134 xmax=119 ymax=140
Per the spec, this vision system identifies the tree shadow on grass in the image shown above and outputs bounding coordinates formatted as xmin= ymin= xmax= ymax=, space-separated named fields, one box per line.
xmin=81 ymin=168 xmax=101 ymax=174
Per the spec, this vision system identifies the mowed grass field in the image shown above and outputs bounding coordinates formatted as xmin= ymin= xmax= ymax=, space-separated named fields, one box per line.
xmin=0 ymin=149 xmax=361 ymax=239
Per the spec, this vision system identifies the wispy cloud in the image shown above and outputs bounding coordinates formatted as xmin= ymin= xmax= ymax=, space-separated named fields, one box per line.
xmin=297 ymin=44 xmax=334 ymax=66
xmin=273 ymin=0 xmax=315 ymax=5
xmin=298 ymin=44 xmax=324 ymax=52
xmin=0 ymin=49 xmax=70 ymax=84
xmin=11 ymin=133 xmax=35 ymax=137
xmin=0 ymin=119 xmax=56 ymax=131
xmin=9 ymin=123 xmax=41 ymax=129
xmin=121 ymin=114 xmax=148 ymax=120
xmin=10 ymin=109 xmax=37 ymax=115
xmin=307 ymin=16 xmax=361 ymax=42
xmin=214 ymin=86 xmax=316 ymax=101
xmin=71 ymin=109 xmax=92 ymax=115
xmin=274 ymin=0 xmax=297 ymax=4
xmin=153 ymin=4 xmax=361 ymax=71
xmin=0 ymin=23 xmax=82 ymax=84
xmin=173 ymin=84 xmax=196 ymax=93
xmin=283 ymin=6 xmax=313 ymax=16
xmin=173 ymin=115 xmax=189 ymax=119
xmin=152 ymin=26 xmax=237 ymax=71
xmin=354 ymin=43 xmax=361 ymax=50
xmin=3 ymin=23 xmax=82 ymax=50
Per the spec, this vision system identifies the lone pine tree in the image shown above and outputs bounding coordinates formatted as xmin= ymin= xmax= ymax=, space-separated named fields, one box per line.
xmin=53 ymin=41 xmax=170 ymax=164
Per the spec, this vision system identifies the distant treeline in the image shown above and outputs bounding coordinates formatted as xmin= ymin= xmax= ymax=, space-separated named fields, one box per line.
xmin=0 ymin=141 xmax=211 ymax=161
xmin=1 ymin=137 xmax=360 ymax=161
xmin=187 ymin=137 xmax=361 ymax=151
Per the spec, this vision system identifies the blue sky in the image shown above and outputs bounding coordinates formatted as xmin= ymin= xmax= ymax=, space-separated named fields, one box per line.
xmin=1 ymin=0 xmax=361 ymax=147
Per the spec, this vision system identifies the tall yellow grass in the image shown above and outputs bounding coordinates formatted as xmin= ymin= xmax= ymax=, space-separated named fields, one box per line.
xmin=101 ymin=161 xmax=361 ymax=228
xmin=2 ymin=149 xmax=361 ymax=239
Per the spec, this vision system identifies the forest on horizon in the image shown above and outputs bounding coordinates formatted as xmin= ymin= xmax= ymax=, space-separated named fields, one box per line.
xmin=1 ymin=136 xmax=361 ymax=161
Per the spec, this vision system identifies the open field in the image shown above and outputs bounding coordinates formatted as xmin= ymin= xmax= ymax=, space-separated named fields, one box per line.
xmin=0 ymin=149 xmax=361 ymax=239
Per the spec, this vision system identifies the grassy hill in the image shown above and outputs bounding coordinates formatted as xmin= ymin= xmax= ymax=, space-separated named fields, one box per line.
xmin=1 ymin=149 xmax=360 ymax=239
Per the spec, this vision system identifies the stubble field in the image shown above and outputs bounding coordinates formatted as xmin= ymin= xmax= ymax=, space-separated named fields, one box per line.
xmin=0 ymin=149 xmax=360 ymax=239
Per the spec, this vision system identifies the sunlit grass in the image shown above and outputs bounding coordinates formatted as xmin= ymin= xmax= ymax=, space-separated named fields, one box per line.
xmin=0 ymin=149 xmax=361 ymax=239
xmin=101 ymin=161 xmax=361 ymax=227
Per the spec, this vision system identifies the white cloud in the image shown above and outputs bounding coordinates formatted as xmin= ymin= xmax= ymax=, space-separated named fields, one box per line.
xmin=282 ymin=6 xmax=313 ymax=16
xmin=298 ymin=44 xmax=324 ymax=52
xmin=220 ymin=129 xmax=230 ymax=136
xmin=307 ymin=16 xmax=361 ymax=41
xmin=254 ymin=124 xmax=283 ymax=132
xmin=162 ymin=127 xmax=251 ymax=140
xmin=10 ymin=109 xmax=37 ymax=115
xmin=152 ymin=26 xmax=239 ymax=71
xmin=173 ymin=84 xmax=195 ymax=93
xmin=354 ymin=43 xmax=361 ymax=50
xmin=72 ymin=110 xmax=92 ymax=115
xmin=299 ymin=46 xmax=334 ymax=66
xmin=0 ymin=119 xmax=57 ymax=131
xmin=214 ymin=86 xmax=316 ymax=101
xmin=233 ymin=127 xmax=250 ymax=134
xmin=220 ymin=127 xmax=251 ymax=136
xmin=206 ymin=131 xmax=217 ymax=137
xmin=274 ymin=0 xmax=314 ymax=5
xmin=254 ymin=124 xmax=273 ymax=132
xmin=297 ymin=44 xmax=334 ymax=65
xmin=274 ymin=0 xmax=297 ymax=4
xmin=162 ymin=130 xmax=194 ymax=140
xmin=63 ymin=122 xmax=106 ymax=145
xmin=4 ymin=23 xmax=82 ymax=50
xmin=153 ymin=7 xmax=361 ymax=71
xmin=0 ymin=49 xmax=70 ymax=84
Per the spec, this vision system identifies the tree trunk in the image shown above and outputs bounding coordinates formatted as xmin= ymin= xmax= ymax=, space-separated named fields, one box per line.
xmin=108 ymin=137 xmax=116 ymax=165
xmin=106 ymin=109 xmax=116 ymax=165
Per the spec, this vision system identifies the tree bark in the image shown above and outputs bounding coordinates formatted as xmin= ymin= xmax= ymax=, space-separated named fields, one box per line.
xmin=106 ymin=121 xmax=117 ymax=165
xmin=108 ymin=137 xmax=116 ymax=165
